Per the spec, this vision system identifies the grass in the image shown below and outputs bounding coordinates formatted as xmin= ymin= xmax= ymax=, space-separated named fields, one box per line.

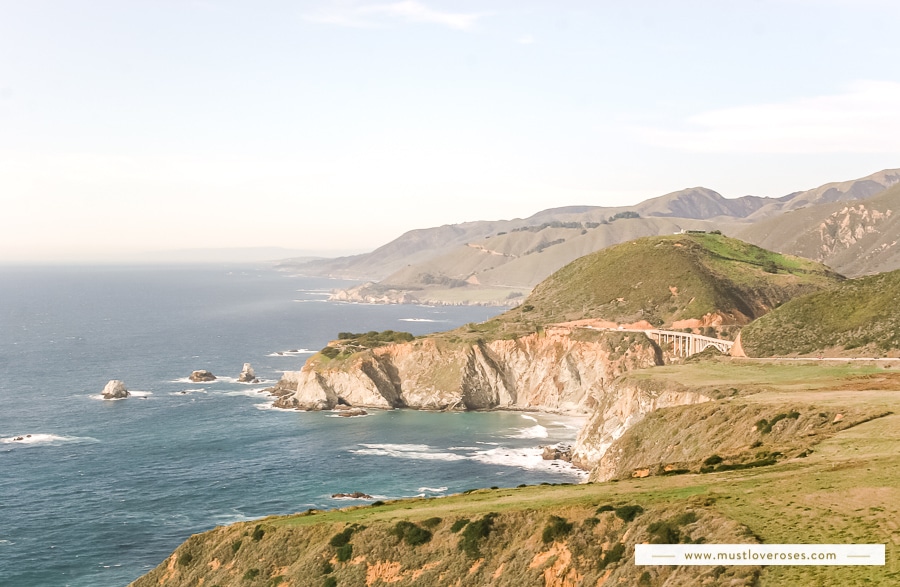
xmin=132 ymin=361 xmax=900 ymax=587
xmin=741 ymin=268 xmax=900 ymax=357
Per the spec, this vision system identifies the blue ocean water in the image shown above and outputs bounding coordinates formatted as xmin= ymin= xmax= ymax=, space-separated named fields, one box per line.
xmin=0 ymin=265 xmax=585 ymax=586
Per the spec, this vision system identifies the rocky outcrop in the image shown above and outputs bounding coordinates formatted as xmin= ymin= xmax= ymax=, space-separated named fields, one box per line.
xmin=271 ymin=328 xmax=661 ymax=413
xmin=570 ymin=376 xmax=710 ymax=474
xmin=101 ymin=380 xmax=130 ymax=400
xmin=237 ymin=363 xmax=259 ymax=383
xmin=189 ymin=370 xmax=216 ymax=382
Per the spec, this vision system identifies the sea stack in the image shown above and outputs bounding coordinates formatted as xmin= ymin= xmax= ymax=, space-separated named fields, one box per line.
xmin=189 ymin=370 xmax=216 ymax=382
xmin=101 ymin=380 xmax=130 ymax=400
xmin=237 ymin=363 xmax=259 ymax=383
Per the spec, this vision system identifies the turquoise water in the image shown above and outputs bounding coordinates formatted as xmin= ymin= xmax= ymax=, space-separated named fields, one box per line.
xmin=0 ymin=265 xmax=584 ymax=586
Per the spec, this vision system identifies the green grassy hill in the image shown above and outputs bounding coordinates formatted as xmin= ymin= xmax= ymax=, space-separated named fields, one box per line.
xmin=503 ymin=233 xmax=841 ymax=330
xmin=132 ymin=361 xmax=900 ymax=587
xmin=740 ymin=269 xmax=900 ymax=357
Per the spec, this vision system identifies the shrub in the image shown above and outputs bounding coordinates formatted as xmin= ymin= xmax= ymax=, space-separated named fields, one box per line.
xmin=542 ymin=515 xmax=573 ymax=543
xmin=243 ymin=568 xmax=260 ymax=580
xmin=322 ymin=561 xmax=334 ymax=575
xmin=231 ymin=540 xmax=242 ymax=553
xmin=323 ymin=578 xmax=337 ymax=587
xmin=320 ymin=346 xmax=341 ymax=359
xmin=703 ymin=454 xmax=723 ymax=466
xmin=598 ymin=542 xmax=626 ymax=570
xmin=596 ymin=505 xmax=614 ymax=514
xmin=459 ymin=513 xmax=496 ymax=558
xmin=329 ymin=527 xmax=356 ymax=548
xmin=251 ymin=525 xmax=265 ymax=541
xmin=421 ymin=517 xmax=442 ymax=529
xmin=371 ymin=500 xmax=385 ymax=507
xmin=391 ymin=521 xmax=432 ymax=546
xmin=270 ymin=577 xmax=285 ymax=586
xmin=176 ymin=552 xmax=193 ymax=566
xmin=336 ymin=543 xmax=353 ymax=562
xmin=450 ymin=519 xmax=470 ymax=533
xmin=648 ymin=520 xmax=682 ymax=544
xmin=614 ymin=504 xmax=644 ymax=523
xmin=582 ymin=517 xmax=600 ymax=529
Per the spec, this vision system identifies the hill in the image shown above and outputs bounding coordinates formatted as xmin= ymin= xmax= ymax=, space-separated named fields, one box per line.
xmin=279 ymin=169 xmax=898 ymax=304
xmin=738 ymin=181 xmax=900 ymax=277
xmin=500 ymin=233 xmax=842 ymax=333
xmin=739 ymin=268 xmax=900 ymax=357
xmin=131 ymin=360 xmax=900 ymax=587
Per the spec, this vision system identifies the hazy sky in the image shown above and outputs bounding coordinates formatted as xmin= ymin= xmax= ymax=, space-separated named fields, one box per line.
xmin=2 ymin=0 xmax=899 ymax=263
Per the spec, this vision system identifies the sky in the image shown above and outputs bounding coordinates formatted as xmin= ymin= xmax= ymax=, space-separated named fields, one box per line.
xmin=2 ymin=0 xmax=899 ymax=263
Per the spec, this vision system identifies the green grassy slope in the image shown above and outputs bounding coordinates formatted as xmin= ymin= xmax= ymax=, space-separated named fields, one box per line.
xmin=131 ymin=361 xmax=900 ymax=587
xmin=504 ymin=233 xmax=841 ymax=329
xmin=740 ymin=269 xmax=900 ymax=357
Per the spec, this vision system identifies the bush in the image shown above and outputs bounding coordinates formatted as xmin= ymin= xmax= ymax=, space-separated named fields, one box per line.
xmin=703 ymin=454 xmax=724 ymax=466
xmin=391 ymin=521 xmax=432 ymax=546
xmin=598 ymin=542 xmax=626 ymax=570
xmin=243 ymin=568 xmax=260 ymax=580
xmin=615 ymin=504 xmax=644 ymax=523
xmin=336 ymin=543 xmax=353 ymax=562
xmin=450 ymin=519 xmax=470 ymax=533
xmin=323 ymin=578 xmax=337 ymax=587
xmin=648 ymin=520 xmax=682 ymax=544
xmin=251 ymin=525 xmax=265 ymax=541
xmin=329 ymin=527 xmax=356 ymax=548
xmin=320 ymin=346 xmax=341 ymax=359
xmin=459 ymin=513 xmax=496 ymax=558
xmin=176 ymin=552 xmax=193 ymax=566
xmin=322 ymin=561 xmax=334 ymax=574
xmin=596 ymin=505 xmax=614 ymax=514
xmin=542 ymin=515 xmax=573 ymax=543
xmin=421 ymin=517 xmax=442 ymax=529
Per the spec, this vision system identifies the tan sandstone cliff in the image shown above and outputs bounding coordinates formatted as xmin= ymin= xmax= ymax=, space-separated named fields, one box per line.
xmin=271 ymin=328 xmax=663 ymax=415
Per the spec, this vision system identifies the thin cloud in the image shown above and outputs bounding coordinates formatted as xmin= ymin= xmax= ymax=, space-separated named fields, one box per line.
xmin=633 ymin=80 xmax=900 ymax=154
xmin=517 ymin=34 xmax=535 ymax=44
xmin=304 ymin=0 xmax=490 ymax=30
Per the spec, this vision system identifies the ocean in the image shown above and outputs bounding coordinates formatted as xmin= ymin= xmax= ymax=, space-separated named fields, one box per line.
xmin=0 ymin=265 xmax=585 ymax=586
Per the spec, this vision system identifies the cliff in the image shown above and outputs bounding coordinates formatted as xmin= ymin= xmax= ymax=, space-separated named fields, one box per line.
xmin=570 ymin=376 xmax=711 ymax=471
xmin=271 ymin=328 xmax=662 ymax=414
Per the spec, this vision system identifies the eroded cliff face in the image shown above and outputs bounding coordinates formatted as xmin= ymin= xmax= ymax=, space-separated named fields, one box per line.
xmin=570 ymin=377 xmax=711 ymax=474
xmin=271 ymin=328 xmax=661 ymax=414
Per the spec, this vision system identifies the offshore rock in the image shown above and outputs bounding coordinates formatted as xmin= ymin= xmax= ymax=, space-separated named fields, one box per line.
xmin=101 ymin=380 xmax=130 ymax=400
xmin=237 ymin=363 xmax=259 ymax=383
xmin=271 ymin=327 xmax=661 ymax=413
xmin=189 ymin=370 xmax=216 ymax=382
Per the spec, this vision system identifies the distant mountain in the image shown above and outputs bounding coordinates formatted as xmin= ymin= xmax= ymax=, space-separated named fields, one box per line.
xmin=739 ymin=268 xmax=900 ymax=357
xmin=738 ymin=181 xmax=900 ymax=276
xmin=279 ymin=168 xmax=899 ymax=304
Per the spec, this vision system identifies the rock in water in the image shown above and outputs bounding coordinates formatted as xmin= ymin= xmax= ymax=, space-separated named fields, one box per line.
xmin=189 ymin=370 xmax=216 ymax=382
xmin=237 ymin=363 xmax=259 ymax=383
xmin=102 ymin=380 xmax=130 ymax=399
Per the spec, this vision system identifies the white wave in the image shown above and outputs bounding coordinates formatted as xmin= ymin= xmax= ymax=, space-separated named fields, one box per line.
xmin=398 ymin=318 xmax=444 ymax=323
xmin=447 ymin=446 xmax=480 ymax=451
xmin=471 ymin=447 xmax=586 ymax=477
xmin=0 ymin=540 xmax=14 ymax=545
xmin=417 ymin=486 xmax=448 ymax=493
xmin=292 ymin=299 xmax=328 ymax=303
xmin=475 ymin=441 xmax=499 ymax=445
xmin=508 ymin=424 xmax=548 ymax=439
xmin=169 ymin=389 xmax=207 ymax=396
xmin=1 ymin=434 xmax=98 ymax=446
xmin=520 ymin=414 xmax=538 ymax=422
xmin=326 ymin=413 xmax=370 ymax=418
xmin=221 ymin=388 xmax=272 ymax=398
xmin=352 ymin=443 xmax=466 ymax=461
xmin=89 ymin=391 xmax=151 ymax=401
xmin=267 ymin=349 xmax=315 ymax=356
xmin=254 ymin=403 xmax=295 ymax=412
